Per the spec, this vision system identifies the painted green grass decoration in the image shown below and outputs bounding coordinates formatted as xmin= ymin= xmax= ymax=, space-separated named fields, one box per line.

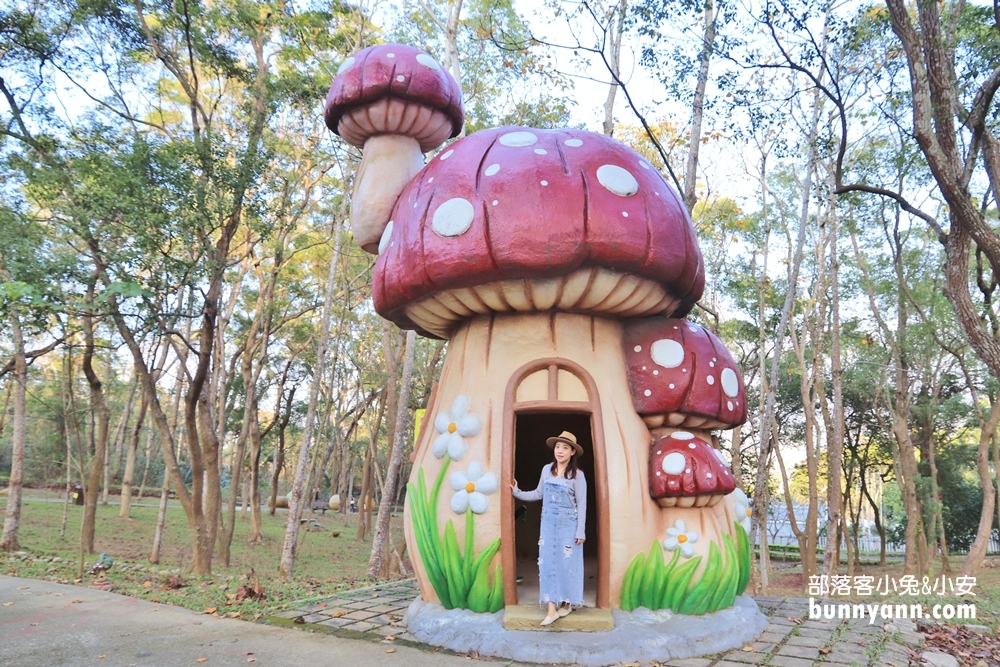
xmin=407 ymin=457 xmax=504 ymax=613
xmin=619 ymin=522 xmax=752 ymax=614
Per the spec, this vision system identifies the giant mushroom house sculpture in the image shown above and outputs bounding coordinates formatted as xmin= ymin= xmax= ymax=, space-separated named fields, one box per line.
xmin=322 ymin=45 xmax=766 ymax=660
xmin=325 ymin=44 xmax=464 ymax=253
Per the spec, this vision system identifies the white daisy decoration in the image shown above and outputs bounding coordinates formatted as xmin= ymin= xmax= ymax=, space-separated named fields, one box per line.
xmin=733 ymin=488 xmax=752 ymax=532
xmin=449 ymin=461 xmax=499 ymax=514
xmin=432 ymin=395 xmax=482 ymax=461
xmin=662 ymin=519 xmax=699 ymax=558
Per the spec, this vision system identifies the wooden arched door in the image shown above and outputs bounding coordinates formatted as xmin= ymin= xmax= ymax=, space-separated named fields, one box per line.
xmin=500 ymin=358 xmax=610 ymax=608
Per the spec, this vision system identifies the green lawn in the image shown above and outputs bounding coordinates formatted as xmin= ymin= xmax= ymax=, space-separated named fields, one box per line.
xmin=1 ymin=491 xmax=407 ymax=619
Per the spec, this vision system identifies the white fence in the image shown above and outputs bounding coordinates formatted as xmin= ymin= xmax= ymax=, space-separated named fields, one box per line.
xmin=767 ymin=532 xmax=1000 ymax=556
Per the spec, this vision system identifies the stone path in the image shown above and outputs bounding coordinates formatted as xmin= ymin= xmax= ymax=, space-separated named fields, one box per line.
xmin=266 ymin=585 xmax=923 ymax=666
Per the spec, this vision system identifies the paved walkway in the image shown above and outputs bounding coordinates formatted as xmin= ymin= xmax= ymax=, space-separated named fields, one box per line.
xmin=270 ymin=583 xmax=923 ymax=666
xmin=1 ymin=573 xmax=925 ymax=666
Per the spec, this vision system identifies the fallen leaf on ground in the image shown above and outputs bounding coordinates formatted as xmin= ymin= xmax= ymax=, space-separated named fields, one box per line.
xmin=17 ymin=586 xmax=29 ymax=590
xmin=226 ymin=612 xmax=240 ymax=618
xmin=742 ymin=646 xmax=755 ymax=652
xmin=819 ymin=648 xmax=831 ymax=654
xmin=196 ymin=658 xmax=207 ymax=663
xmin=329 ymin=610 xmax=347 ymax=617
xmin=386 ymin=648 xmax=396 ymax=654
xmin=98 ymin=655 xmax=106 ymax=659
xmin=3 ymin=602 xmax=13 ymax=606
xmin=621 ymin=662 xmax=640 ymax=667
xmin=246 ymin=659 xmax=256 ymax=663
xmin=385 ymin=635 xmax=397 ymax=641
xmin=293 ymin=616 xmax=305 ymax=624
xmin=202 ymin=607 xmax=217 ymax=614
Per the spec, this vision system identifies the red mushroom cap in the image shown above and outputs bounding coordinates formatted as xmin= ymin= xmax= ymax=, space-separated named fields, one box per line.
xmin=623 ymin=317 xmax=747 ymax=430
xmin=372 ymin=126 xmax=705 ymax=337
xmin=648 ymin=431 xmax=736 ymax=506
xmin=325 ymin=44 xmax=464 ymax=151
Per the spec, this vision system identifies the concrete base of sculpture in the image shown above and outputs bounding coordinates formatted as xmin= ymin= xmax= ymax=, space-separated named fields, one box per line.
xmin=403 ymin=596 xmax=768 ymax=666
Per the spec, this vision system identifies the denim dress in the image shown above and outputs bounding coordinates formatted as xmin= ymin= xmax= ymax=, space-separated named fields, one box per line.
xmin=514 ymin=467 xmax=586 ymax=607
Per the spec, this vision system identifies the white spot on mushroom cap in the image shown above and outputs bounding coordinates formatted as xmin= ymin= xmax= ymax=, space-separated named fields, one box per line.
xmin=672 ymin=431 xmax=694 ymax=440
xmin=565 ymin=138 xmax=583 ymax=147
xmin=337 ymin=57 xmax=355 ymax=74
xmin=416 ymin=53 xmax=441 ymax=71
xmin=639 ymin=160 xmax=651 ymax=170
xmin=668 ymin=383 xmax=675 ymax=389
xmin=485 ymin=163 xmax=500 ymax=176
xmin=707 ymin=375 xmax=715 ymax=385
xmin=662 ymin=452 xmax=686 ymax=475
xmin=727 ymin=401 xmax=734 ymax=411
xmin=688 ymin=443 xmax=696 ymax=449
xmin=644 ymin=390 xmax=651 ymax=397
xmin=596 ymin=164 xmax=639 ymax=197
xmin=387 ymin=53 xmax=395 ymax=58
xmin=653 ymin=370 xmax=659 ymax=376
xmin=714 ymin=449 xmax=728 ymax=465
xmin=707 ymin=472 xmax=713 ymax=479
xmin=440 ymin=149 xmax=454 ymax=160
xmin=378 ymin=220 xmax=394 ymax=255
xmin=492 ymin=200 xmax=498 ymax=206
xmin=541 ymin=180 xmax=548 ymax=186
xmin=428 ymin=177 xmax=434 ymax=183
xmin=622 ymin=211 xmax=629 ymax=217
xmin=651 ymin=339 xmax=685 ymax=368
xmin=721 ymin=368 xmax=739 ymax=397
xmin=432 ymin=198 xmax=475 ymax=237
xmin=534 ymin=148 xmax=547 ymax=155
xmin=634 ymin=345 xmax=642 ymax=352
xmin=396 ymin=75 xmax=405 ymax=82
xmin=499 ymin=131 xmax=537 ymax=147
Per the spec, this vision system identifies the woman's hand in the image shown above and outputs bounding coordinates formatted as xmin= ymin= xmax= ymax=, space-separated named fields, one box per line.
xmin=575 ymin=538 xmax=585 ymax=545
xmin=510 ymin=480 xmax=519 ymax=493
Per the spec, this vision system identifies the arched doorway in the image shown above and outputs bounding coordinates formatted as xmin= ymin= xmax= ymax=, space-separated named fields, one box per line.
xmin=500 ymin=358 xmax=610 ymax=608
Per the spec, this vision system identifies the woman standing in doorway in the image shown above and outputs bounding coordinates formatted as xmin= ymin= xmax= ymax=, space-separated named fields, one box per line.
xmin=510 ymin=430 xmax=587 ymax=626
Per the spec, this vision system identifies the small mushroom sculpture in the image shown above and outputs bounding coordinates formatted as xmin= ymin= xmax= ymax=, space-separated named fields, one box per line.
xmin=648 ymin=431 xmax=736 ymax=507
xmin=325 ymin=44 xmax=464 ymax=253
xmin=623 ymin=317 xmax=747 ymax=430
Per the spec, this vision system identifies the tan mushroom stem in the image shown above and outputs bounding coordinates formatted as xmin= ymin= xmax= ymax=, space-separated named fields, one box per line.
xmin=351 ymin=134 xmax=425 ymax=254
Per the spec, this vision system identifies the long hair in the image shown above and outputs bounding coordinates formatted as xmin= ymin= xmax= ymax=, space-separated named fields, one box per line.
xmin=550 ymin=451 xmax=578 ymax=480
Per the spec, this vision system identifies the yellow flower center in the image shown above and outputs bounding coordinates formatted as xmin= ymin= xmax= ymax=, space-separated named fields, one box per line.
xmin=677 ymin=534 xmax=688 ymax=543
xmin=745 ymin=508 xmax=752 ymax=517
xmin=448 ymin=422 xmax=458 ymax=433
xmin=465 ymin=482 xmax=476 ymax=493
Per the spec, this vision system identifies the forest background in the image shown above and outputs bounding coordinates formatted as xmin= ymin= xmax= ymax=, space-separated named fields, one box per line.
xmin=1 ymin=0 xmax=999 ymax=600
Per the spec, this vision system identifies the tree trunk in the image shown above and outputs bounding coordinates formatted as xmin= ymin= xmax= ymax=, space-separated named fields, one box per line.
xmin=81 ymin=279 xmax=111 ymax=555
xmin=150 ymin=471 xmax=171 ymax=564
xmin=749 ymin=52 xmax=825 ymax=574
xmin=682 ymin=0 xmax=715 ymax=213
xmin=368 ymin=330 xmax=416 ymax=577
xmin=963 ymin=398 xmax=1000 ymax=575
xmin=119 ymin=395 xmax=148 ymax=517
xmin=0 ymin=312 xmax=28 ymax=551
xmin=601 ymin=0 xmax=627 ymax=138
xmin=823 ymin=210 xmax=845 ymax=576
xmin=279 ymin=217 xmax=343 ymax=579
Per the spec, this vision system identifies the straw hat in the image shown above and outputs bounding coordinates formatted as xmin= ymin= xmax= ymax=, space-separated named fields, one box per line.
xmin=545 ymin=431 xmax=584 ymax=458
